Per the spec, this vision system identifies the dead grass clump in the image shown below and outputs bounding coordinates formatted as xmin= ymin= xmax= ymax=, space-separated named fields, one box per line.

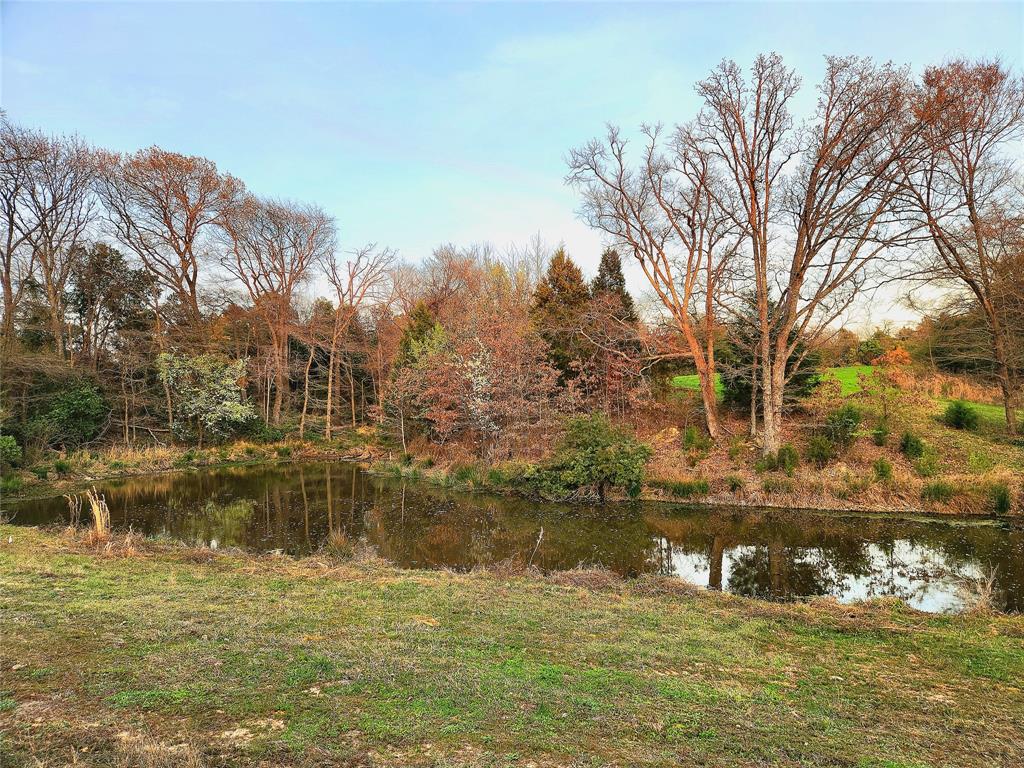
xmin=84 ymin=487 xmax=111 ymax=544
xmin=547 ymin=566 xmax=622 ymax=591
xmin=471 ymin=555 xmax=528 ymax=578
xmin=323 ymin=529 xmax=354 ymax=559
xmin=629 ymin=573 xmax=699 ymax=598
xmin=112 ymin=733 xmax=206 ymax=768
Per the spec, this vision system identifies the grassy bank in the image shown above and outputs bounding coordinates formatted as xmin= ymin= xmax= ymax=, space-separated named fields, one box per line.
xmin=1 ymin=525 xmax=1023 ymax=767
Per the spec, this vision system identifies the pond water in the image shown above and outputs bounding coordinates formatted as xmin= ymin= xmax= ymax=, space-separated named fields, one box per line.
xmin=5 ymin=462 xmax=1022 ymax=613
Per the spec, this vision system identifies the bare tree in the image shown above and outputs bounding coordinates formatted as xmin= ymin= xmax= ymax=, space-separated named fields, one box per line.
xmin=568 ymin=124 xmax=738 ymax=437
xmin=322 ymin=245 xmax=395 ymax=439
xmin=96 ymin=147 xmax=243 ymax=330
xmin=0 ymin=117 xmax=44 ymax=352
xmin=898 ymin=59 xmax=1024 ymax=433
xmin=220 ymin=196 xmax=335 ymax=425
xmin=12 ymin=130 xmax=96 ymax=360
xmin=692 ymin=54 xmax=920 ymax=452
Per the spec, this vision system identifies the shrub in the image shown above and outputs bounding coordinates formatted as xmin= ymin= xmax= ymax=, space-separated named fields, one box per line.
xmin=653 ymin=478 xmax=709 ymax=498
xmin=726 ymin=475 xmax=744 ymax=492
xmin=805 ymin=435 xmax=835 ymax=467
xmin=30 ymin=465 xmax=49 ymax=480
xmin=0 ymin=476 xmax=23 ymax=494
xmin=776 ymin=444 xmax=799 ymax=476
xmin=540 ymin=415 xmax=651 ymax=501
xmin=943 ymin=400 xmax=979 ymax=431
xmin=872 ymin=419 xmax=890 ymax=447
xmin=900 ymin=431 xmax=925 ymax=459
xmin=400 ymin=452 xmax=414 ymax=467
xmin=989 ymin=482 xmax=1011 ymax=515
xmin=913 ymin=448 xmax=941 ymax=478
xmin=755 ymin=444 xmax=799 ymax=476
xmin=275 ymin=445 xmax=293 ymax=459
xmin=448 ymin=464 xmax=481 ymax=487
xmin=824 ymin=404 xmax=862 ymax=450
xmin=27 ymin=382 xmax=109 ymax=450
xmin=0 ymin=435 xmax=22 ymax=468
xmin=872 ymin=458 xmax=893 ymax=482
xmin=52 ymin=459 xmax=72 ymax=475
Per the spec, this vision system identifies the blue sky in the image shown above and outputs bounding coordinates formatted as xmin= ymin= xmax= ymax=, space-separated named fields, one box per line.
xmin=2 ymin=1 xmax=1022 ymax=322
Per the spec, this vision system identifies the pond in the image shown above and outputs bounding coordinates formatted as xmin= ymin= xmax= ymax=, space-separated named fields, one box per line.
xmin=5 ymin=462 xmax=1022 ymax=613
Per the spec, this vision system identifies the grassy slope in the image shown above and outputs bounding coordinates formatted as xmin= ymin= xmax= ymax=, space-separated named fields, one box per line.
xmin=672 ymin=366 xmax=874 ymax=399
xmin=2 ymin=526 xmax=1022 ymax=768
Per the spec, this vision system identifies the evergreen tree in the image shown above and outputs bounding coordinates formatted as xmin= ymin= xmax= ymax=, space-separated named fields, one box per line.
xmin=531 ymin=248 xmax=591 ymax=381
xmin=591 ymin=248 xmax=637 ymax=323
xmin=395 ymin=302 xmax=438 ymax=368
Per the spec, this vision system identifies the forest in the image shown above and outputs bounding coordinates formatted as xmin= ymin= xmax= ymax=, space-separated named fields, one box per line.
xmin=1 ymin=56 xmax=1021 ymax=515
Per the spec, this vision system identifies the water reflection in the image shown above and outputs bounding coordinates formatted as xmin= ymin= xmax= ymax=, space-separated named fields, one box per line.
xmin=5 ymin=462 xmax=1021 ymax=613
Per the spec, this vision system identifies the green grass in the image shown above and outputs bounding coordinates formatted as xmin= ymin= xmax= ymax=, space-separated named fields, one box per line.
xmin=1 ymin=525 xmax=1022 ymax=767
xmin=822 ymin=365 xmax=876 ymax=396
xmin=672 ymin=366 xmax=875 ymax=399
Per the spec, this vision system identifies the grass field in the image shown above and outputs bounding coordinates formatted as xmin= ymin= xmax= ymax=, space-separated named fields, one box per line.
xmin=1 ymin=525 xmax=1022 ymax=767
xmin=671 ymin=366 xmax=874 ymax=400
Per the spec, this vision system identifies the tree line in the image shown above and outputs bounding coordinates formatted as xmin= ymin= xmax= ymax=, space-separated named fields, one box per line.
xmin=1 ymin=55 xmax=1021 ymax=463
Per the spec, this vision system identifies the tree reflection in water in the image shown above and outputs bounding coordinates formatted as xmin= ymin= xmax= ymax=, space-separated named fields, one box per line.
xmin=7 ymin=462 xmax=1021 ymax=613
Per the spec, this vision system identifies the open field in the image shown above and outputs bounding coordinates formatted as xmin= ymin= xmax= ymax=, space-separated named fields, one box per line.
xmin=1 ymin=525 xmax=1023 ymax=768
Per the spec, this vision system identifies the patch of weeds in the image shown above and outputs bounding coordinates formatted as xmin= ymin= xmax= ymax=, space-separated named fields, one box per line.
xmin=967 ymin=451 xmax=996 ymax=474
xmin=913 ymin=447 xmax=941 ymax=478
xmin=0 ymin=693 xmax=15 ymax=712
xmin=107 ymin=687 xmax=204 ymax=710
xmin=52 ymin=458 xmax=72 ymax=475
xmin=30 ymin=465 xmax=49 ymax=480
xmin=989 ymin=481 xmax=1011 ymax=515
xmin=0 ymin=476 xmax=23 ymax=494
xmin=728 ymin=437 xmax=745 ymax=461
xmin=682 ymin=426 xmax=712 ymax=452
xmin=899 ymin=431 xmax=924 ymax=460
xmin=284 ymin=652 xmax=338 ymax=686
xmin=872 ymin=457 xmax=893 ymax=482
xmin=921 ymin=480 xmax=955 ymax=504
xmin=419 ymin=457 xmax=435 ymax=469
xmin=725 ymin=474 xmax=744 ymax=492
xmin=943 ymin=400 xmax=979 ymax=431
xmin=275 ymin=445 xmax=293 ymax=458
xmin=805 ymin=435 xmax=835 ymax=468
xmin=107 ymin=460 xmax=126 ymax=471
xmin=652 ymin=478 xmax=709 ymax=498
xmin=172 ymin=450 xmax=197 ymax=468
xmin=762 ymin=477 xmax=794 ymax=494
xmin=400 ymin=451 xmax=414 ymax=467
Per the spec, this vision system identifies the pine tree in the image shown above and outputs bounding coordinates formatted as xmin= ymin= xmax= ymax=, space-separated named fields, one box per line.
xmin=591 ymin=248 xmax=637 ymax=323
xmin=395 ymin=302 xmax=437 ymax=368
xmin=531 ymin=248 xmax=590 ymax=382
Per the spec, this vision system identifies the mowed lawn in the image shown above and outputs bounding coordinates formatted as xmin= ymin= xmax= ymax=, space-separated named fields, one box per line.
xmin=1 ymin=526 xmax=1023 ymax=767
xmin=672 ymin=366 xmax=873 ymax=400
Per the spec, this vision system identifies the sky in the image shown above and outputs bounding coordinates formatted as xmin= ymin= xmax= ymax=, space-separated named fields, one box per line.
xmin=2 ymin=1 xmax=1022 ymax=326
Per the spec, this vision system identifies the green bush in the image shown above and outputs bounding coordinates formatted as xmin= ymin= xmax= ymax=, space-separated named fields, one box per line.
xmin=0 ymin=435 xmax=22 ymax=468
xmin=0 ymin=476 xmax=23 ymax=494
xmin=899 ymin=431 xmax=925 ymax=459
xmin=872 ymin=419 xmax=890 ymax=446
xmin=805 ymin=435 xmax=835 ymax=467
xmin=921 ymin=480 xmax=955 ymax=503
xmin=966 ymin=451 xmax=996 ymax=474
xmin=824 ymin=404 xmax=862 ymax=450
xmin=30 ymin=465 xmax=49 ymax=480
xmin=533 ymin=415 xmax=651 ymax=501
xmin=872 ymin=457 xmax=893 ymax=482
xmin=275 ymin=445 xmax=293 ymax=458
xmin=52 ymin=459 xmax=72 ymax=475
xmin=989 ymin=482 xmax=1011 ymax=515
xmin=726 ymin=474 xmax=744 ymax=492
xmin=27 ymin=382 xmax=108 ymax=450
xmin=652 ymin=478 xmax=709 ymax=498
xmin=754 ymin=444 xmax=799 ymax=476
xmin=943 ymin=400 xmax=979 ymax=431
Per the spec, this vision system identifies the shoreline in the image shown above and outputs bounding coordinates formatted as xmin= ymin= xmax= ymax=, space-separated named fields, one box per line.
xmin=4 ymin=447 xmax=1018 ymax=526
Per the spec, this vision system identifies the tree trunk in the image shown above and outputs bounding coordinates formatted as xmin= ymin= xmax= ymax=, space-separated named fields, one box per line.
xmin=299 ymin=346 xmax=315 ymax=439
xmin=325 ymin=337 xmax=337 ymax=440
